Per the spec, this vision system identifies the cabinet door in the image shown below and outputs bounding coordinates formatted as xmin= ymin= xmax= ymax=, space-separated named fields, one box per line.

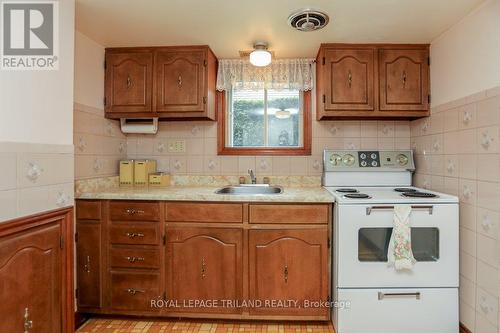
xmin=155 ymin=50 xmax=206 ymax=114
xmin=0 ymin=223 xmax=62 ymax=333
xmin=249 ymin=229 xmax=329 ymax=317
xmin=324 ymin=48 xmax=374 ymax=111
xmin=379 ymin=48 xmax=429 ymax=111
xmin=105 ymin=52 xmax=153 ymax=113
xmin=166 ymin=227 xmax=243 ymax=314
xmin=76 ymin=222 xmax=101 ymax=309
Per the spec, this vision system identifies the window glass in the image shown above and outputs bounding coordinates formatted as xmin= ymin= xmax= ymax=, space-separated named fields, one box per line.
xmin=227 ymin=88 xmax=302 ymax=148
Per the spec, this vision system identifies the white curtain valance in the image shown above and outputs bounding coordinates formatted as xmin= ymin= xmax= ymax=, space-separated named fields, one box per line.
xmin=216 ymin=58 xmax=315 ymax=91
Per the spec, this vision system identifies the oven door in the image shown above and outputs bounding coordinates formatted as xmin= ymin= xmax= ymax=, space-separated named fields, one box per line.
xmin=337 ymin=204 xmax=458 ymax=288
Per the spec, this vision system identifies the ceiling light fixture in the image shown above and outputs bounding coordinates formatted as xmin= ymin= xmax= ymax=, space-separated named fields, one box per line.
xmin=249 ymin=42 xmax=272 ymax=67
xmin=275 ymin=109 xmax=292 ymax=119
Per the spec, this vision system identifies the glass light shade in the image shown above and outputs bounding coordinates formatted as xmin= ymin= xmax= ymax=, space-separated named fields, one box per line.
xmin=275 ymin=110 xmax=291 ymax=119
xmin=249 ymin=49 xmax=272 ymax=67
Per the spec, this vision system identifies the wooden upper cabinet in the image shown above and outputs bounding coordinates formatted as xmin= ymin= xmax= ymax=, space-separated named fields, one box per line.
xmin=379 ymin=48 xmax=429 ymax=111
xmin=104 ymin=46 xmax=217 ymax=120
xmin=155 ymin=49 xmax=205 ymax=114
xmin=316 ymin=44 xmax=429 ymax=120
xmin=323 ymin=48 xmax=374 ymax=111
xmin=105 ymin=51 xmax=153 ymax=114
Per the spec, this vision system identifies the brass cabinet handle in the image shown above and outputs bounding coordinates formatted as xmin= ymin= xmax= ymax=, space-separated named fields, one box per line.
xmin=201 ymin=258 xmax=206 ymax=279
xmin=126 ymin=288 xmax=145 ymax=295
xmin=178 ymin=75 xmax=182 ymax=87
xmin=23 ymin=308 xmax=33 ymax=333
xmin=125 ymin=232 xmax=145 ymax=238
xmin=84 ymin=255 xmax=91 ymax=273
xmin=126 ymin=256 xmax=145 ymax=263
xmin=347 ymin=70 xmax=352 ymax=88
xmin=126 ymin=75 xmax=132 ymax=88
xmin=284 ymin=265 xmax=289 ymax=283
xmin=125 ymin=208 xmax=145 ymax=215
xmin=402 ymin=71 xmax=407 ymax=88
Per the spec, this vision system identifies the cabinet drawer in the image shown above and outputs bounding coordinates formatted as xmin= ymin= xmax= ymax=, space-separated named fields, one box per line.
xmin=110 ymin=272 xmax=161 ymax=311
xmin=76 ymin=200 xmax=101 ymax=220
xmin=249 ymin=204 xmax=329 ymax=224
xmin=166 ymin=203 xmax=243 ymax=223
xmin=109 ymin=201 xmax=160 ymax=221
xmin=109 ymin=223 xmax=160 ymax=245
xmin=337 ymin=288 xmax=458 ymax=333
xmin=110 ymin=247 xmax=160 ymax=269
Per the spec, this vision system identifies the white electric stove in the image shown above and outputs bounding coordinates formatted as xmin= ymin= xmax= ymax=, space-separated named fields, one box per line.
xmin=323 ymin=150 xmax=459 ymax=333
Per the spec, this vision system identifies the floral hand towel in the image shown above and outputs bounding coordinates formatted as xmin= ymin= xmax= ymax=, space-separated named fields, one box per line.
xmin=388 ymin=205 xmax=416 ymax=270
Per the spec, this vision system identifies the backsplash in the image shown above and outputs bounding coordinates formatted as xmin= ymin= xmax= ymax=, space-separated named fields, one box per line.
xmin=126 ymin=118 xmax=411 ymax=176
xmin=411 ymin=86 xmax=500 ymax=333
xmin=0 ymin=142 xmax=74 ymax=222
xmin=74 ymin=102 xmax=127 ymax=180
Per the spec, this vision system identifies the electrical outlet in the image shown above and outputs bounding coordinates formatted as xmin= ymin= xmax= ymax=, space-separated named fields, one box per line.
xmin=167 ymin=140 xmax=186 ymax=153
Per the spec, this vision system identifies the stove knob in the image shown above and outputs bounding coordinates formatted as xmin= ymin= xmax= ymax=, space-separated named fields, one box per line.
xmin=361 ymin=160 xmax=367 ymax=167
xmin=329 ymin=154 xmax=342 ymax=166
xmin=397 ymin=154 xmax=409 ymax=166
xmin=371 ymin=153 xmax=377 ymax=159
xmin=342 ymin=154 xmax=355 ymax=166
xmin=371 ymin=161 xmax=378 ymax=167
xmin=360 ymin=153 xmax=367 ymax=159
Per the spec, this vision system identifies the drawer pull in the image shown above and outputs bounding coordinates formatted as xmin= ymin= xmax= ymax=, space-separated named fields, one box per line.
xmin=284 ymin=264 xmax=289 ymax=283
xmin=125 ymin=232 xmax=145 ymax=238
xmin=378 ymin=292 xmax=420 ymax=300
xmin=125 ymin=209 xmax=145 ymax=215
xmin=366 ymin=205 xmax=433 ymax=215
xmin=126 ymin=256 xmax=145 ymax=263
xmin=126 ymin=288 xmax=145 ymax=295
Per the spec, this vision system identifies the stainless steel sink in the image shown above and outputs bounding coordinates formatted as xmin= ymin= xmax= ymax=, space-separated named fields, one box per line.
xmin=215 ymin=185 xmax=283 ymax=195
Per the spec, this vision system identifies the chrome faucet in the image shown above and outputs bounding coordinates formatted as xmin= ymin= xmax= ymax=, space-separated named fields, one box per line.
xmin=248 ymin=169 xmax=257 ymax=184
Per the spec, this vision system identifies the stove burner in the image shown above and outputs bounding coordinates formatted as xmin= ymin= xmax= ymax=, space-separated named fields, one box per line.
xmin=402 ymin=191 xmax=438 ymax=198
xmin=336 ymin=188 xmax=358 ymax=193
xmin=394 ymin=188 xmax=417 ymax=193
xmin=344 ymin=193 xmax=371 ymax=199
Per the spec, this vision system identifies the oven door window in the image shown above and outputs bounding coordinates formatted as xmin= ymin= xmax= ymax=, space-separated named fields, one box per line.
xmin=358 ymin=228 xmax=439 ymax=262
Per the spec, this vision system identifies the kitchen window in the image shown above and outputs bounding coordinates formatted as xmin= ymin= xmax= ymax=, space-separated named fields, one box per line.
xmin=216 ymin=58 xmax=313 ymax=156
xmin=217 ymin=89 xmax=311 ymax=155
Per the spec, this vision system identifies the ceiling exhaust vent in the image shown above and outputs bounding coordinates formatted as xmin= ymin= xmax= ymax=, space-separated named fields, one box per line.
xmin=288 ymin=9 xmax=329 ymax=32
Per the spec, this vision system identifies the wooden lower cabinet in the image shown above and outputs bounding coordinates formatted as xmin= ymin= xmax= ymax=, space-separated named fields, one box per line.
xmin=76 ymin=200 xmax=330 ymax=320
xmin=249 ymin=229 xmax=329 ymax=317
xmin=165 ymin=227 xmax=243 ymax=314
xmin=0 ymin=208 xmax=74 ymax=333
xmin=76 ymin=222 xmax=102 ymax=309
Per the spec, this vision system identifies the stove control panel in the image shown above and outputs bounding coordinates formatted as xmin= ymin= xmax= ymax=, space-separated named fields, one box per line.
xmin=324 ymin=150 xmax=415 ymax=171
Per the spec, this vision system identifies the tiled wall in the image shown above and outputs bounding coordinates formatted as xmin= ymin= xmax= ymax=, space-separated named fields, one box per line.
xmin=127 ymin=116 xmax=411 ymax=176
xmin=0 ymin=142 xmax=74 ymax=222
xmin=411 ymin=86 xmax=500 ymax=333
xmin=74 ymin=103 xmax=127 ymax=180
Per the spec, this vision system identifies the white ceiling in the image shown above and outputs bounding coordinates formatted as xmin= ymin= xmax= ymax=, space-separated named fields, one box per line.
xmin=75 ymin=0 xmax=485 ymax=58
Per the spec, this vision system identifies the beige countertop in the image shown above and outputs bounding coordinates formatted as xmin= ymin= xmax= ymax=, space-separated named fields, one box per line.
xmin=76 ymin=186 xmax=335 ymax=203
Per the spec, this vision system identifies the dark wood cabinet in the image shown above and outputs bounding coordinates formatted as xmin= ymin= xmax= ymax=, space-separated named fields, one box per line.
xmin=76 ymin=200 xmax=330 ymax=321
xmin=322 ymin=48 xmax=374 ymax=112
xmin=76 ymin=222 xmax=102 ymax=309
xmin=0 ymin=208 xmax=73 ymax=333
xmin=316 ymin=44 xmax=429 ymax=119
xmin=166 ymin=227 xmax=243 ymax=314
xmin=248 ymin=229 xmax=329 ymax=317
xmin=379 ymin=48 xmax=429 ymax=111
xmin=105 ymin=46 xmax=217 ymax=120
xmin=105 ymin=51 xmax=153 ymax=114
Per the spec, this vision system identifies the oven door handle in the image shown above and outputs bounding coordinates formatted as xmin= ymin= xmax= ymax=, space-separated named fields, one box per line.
xmin=378 ymin=292 xmax=421 ymax=300
xmin=366 ymin=205 xmax=433 ymax=215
